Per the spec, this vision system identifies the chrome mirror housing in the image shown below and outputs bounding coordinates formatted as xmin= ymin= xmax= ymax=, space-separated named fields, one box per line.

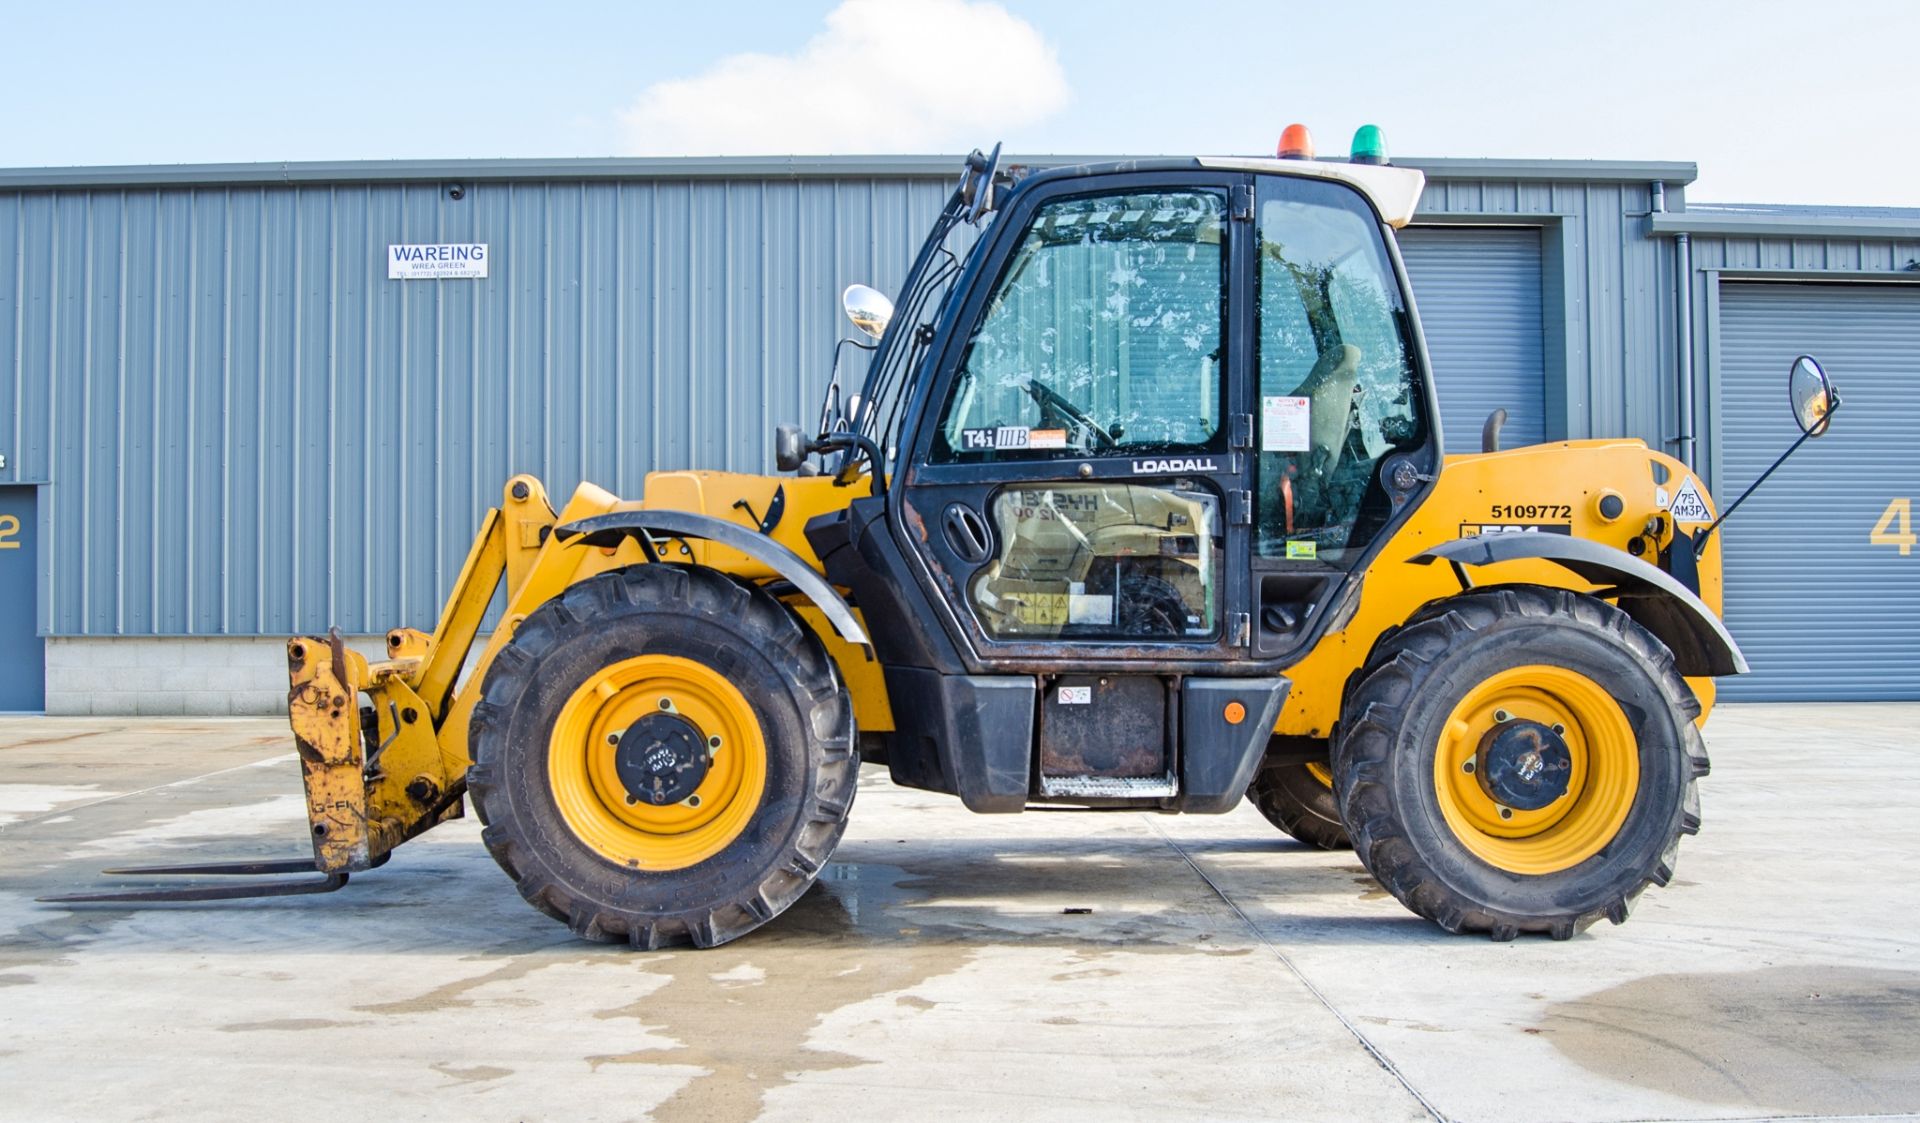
xmin=842 ymin=284 xmax=894 ymax=341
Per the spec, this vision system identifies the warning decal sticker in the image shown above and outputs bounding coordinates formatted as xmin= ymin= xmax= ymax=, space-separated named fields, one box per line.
xmin=1669 ymin=477 xmax=1711 ymax=523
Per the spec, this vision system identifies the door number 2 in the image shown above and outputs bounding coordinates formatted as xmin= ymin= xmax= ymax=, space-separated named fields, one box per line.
xmin=1870 ymin=498 xmax=1915 ymax=556
xmin=0 ymin=515 xmax=17 ymax=550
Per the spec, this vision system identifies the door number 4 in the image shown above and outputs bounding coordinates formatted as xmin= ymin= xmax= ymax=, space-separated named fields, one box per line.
xmin=1870 ymin=498 xmax=1916 ymax=556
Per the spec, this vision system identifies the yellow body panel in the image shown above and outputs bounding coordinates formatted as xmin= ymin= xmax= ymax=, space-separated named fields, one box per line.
xmin=1274 ymin=440 xmax=1722 ymax=737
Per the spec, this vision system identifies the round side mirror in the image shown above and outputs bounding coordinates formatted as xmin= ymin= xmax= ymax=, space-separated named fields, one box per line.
xmin=842 ymin=284 xmax=894 ymax=341
xmin=1789 ymin=355 xmax=1840 ymax=437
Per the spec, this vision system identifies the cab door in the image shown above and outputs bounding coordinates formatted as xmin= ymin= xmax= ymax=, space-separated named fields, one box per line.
xmin=896 ymin=172 xmax=1256 ymax=675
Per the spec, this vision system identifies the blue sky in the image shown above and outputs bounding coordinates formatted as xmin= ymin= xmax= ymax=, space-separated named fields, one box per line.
xmin=2 ymin=0 xmax=1915 ymax=205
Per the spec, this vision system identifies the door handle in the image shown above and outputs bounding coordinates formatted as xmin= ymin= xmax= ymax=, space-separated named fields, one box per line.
xmin=942 ymin=503 xmax=993 ymax=564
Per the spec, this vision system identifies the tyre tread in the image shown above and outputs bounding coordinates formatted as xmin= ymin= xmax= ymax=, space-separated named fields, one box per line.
xmin=1336 ymin=585 xmax=1707 ymax=940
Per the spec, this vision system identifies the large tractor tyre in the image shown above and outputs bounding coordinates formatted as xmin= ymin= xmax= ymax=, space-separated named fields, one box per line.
xmin=1248 ymin=758 xmax=1351 ymax=850
xmin=468 ymin=564 xmax=856 ymax=949
xmin=1335 ymin=586 xmax=1708 ymax=941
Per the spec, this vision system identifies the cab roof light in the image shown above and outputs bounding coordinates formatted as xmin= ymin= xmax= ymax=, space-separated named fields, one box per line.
xmin=1276 ymin=124 xmax=1314 ymax=160
xmin=1350 ymin=124 xmax=1389 ymax=166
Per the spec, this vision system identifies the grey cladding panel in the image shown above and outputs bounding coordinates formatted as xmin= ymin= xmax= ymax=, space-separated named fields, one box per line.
xmin=1397 ymin=227 xmax=1547 ymax=454
xmin=1715 ymin=283 xmax=1920 ymax=701
xmin=0 ymin=176 xmax=954 ymax=636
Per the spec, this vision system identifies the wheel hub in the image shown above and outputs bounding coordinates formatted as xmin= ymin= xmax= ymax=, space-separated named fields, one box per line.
xmin=614 ymin=711 xmax=712 ymax=806
xmin=1476 ymin=720 xmax=1573 ymax=811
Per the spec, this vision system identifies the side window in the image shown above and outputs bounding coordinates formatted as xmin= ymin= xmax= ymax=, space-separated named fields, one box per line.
xmin=932 ymin=189 xmax=1227 ymax=461
xmin=969 ymin=482 xmax=1220 ymax=641
xmin=1256 ymin=177 xmax=1426 ymax=564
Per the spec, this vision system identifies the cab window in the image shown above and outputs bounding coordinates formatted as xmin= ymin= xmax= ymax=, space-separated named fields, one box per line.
xmin=1256 ymin=176 xmax=1426 ymax=564
xmin=932 ymin=189 xmax=1227 ymax=462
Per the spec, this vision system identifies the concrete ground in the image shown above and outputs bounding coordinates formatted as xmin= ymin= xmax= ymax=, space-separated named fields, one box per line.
xmin=0 ymin=705 xmax=1915 ymax=1123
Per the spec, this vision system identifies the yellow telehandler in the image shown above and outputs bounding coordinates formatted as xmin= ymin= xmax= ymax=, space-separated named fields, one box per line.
xmin=51 ymin=133 xmax=1842 ymax=946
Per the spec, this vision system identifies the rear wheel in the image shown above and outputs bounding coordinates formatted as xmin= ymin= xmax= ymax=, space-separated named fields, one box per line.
xmin=1335 ymin=586 xmax=1708 ymax=940
xmin=1248 ymin=755 xmax=1350 ymax=850
xmin=468 ymin=565 xmax=856 ymax=948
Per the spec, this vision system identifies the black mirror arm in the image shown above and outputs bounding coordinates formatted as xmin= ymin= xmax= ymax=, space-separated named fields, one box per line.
xmin=1692 ymin=426 xmax=1815 ymax=558
xmin=814 ymin=432 xmax=889 ymax=494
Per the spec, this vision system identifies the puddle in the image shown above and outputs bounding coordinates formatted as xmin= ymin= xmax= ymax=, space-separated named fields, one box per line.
xmin=1539 ymin=964 xmax=1920 ymax=1115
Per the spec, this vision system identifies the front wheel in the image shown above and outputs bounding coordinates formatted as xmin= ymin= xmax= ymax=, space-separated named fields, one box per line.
xmin=468 ymin=565 xmax=856 ymax=948
xmin=1335 ymin=586 xmax=1709 ymax=940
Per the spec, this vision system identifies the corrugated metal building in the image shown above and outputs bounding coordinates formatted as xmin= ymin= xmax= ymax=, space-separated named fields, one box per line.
xmin=0 ymin=154 xmax=1913 ymax=712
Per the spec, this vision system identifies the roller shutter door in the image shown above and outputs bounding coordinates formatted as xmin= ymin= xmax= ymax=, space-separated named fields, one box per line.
xmin=1398 ymin=227 xmax=1547 ymax=454
xmin=1717 ymin=283 xmax=1920 ymax=700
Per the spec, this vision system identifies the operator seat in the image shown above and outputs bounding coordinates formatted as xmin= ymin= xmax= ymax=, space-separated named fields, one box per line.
xmin=1266 ymin=344 xmax=1361 ymax=535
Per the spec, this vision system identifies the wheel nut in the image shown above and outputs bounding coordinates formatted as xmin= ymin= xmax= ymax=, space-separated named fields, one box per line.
xmin=658 ymin=698 xmax=672 ymax=711
xmin=1493 ymin=709 xmax=1513 ymax=723
xmin=1462 ymin=760 xmax=1477 ymax=774
xmin=687 ymin=795 xmax=702 ymax=808
xmin=707 ymin=735 xmax=721 ymax=749
xmin=1499 ymin=806 xmax=1514 ymax=820
xmin=607 ymin=733 xmax=620 ymax=745
xmin=1552 ymin=723 xmax=1567 ymax=736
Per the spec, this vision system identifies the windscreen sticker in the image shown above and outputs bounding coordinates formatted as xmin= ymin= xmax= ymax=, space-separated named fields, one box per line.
xmin=1669 ymin=477 xmax=1711 ymax=523
xmin=1285 ymin=540 xmax=1318 ymax=560
xmin=961 ymin=426 xmax=1032 ymax=451
xmin=1459 ymin=523 xmax=1573 ymax=537
xmin=1262 ymin=395 xmax=1311 ymax=452
xmin=1028 ymin=428 xmax=1067 ymax=449
xmin=1067 ymin=593 xmax=1113 ymax=625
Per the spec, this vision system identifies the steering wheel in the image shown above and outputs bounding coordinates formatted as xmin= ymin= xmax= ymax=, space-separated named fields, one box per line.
xmin=962 ymin=142 xmax=1003 ymax=224
xmin=1026 ymin=378 xmax=1118 ymax=450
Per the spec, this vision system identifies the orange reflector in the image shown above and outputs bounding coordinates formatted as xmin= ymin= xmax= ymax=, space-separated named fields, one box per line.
xmin=1224 ymin=701 xmax=1247 ymax=725
xmin=1276 ymin=124 xmax=1314 ymax=160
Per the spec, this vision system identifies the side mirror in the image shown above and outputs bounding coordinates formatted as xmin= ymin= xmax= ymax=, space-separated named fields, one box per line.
xmin=1789 ymin=355 xmax=1840 ymax=437
xmin=773 ymin=424 xmax=813 ymax=472
xmin=1691 ymin=354 xmax=1843 ymax=561
xmin=842 ymin=284 xmax=894 ymax=341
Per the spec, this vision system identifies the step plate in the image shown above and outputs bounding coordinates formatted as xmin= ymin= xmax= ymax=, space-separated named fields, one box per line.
xmin=1038 ymin=774 xmax=1179 ymax=799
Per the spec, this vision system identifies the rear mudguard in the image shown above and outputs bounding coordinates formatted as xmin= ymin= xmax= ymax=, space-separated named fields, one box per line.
xmin=554 ymin=509 xmax=869 ymax=646
xmin=1411 ymin=533 xmax=1747 ymax=677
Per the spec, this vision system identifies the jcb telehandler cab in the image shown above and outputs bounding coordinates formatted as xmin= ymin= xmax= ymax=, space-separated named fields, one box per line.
xmin=52 ymin=134 xmax=1843 ymax=947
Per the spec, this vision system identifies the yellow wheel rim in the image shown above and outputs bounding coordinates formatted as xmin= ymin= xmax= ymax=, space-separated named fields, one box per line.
xmin=547 ymin=654 xmax=767 ymax=872
xmin=1432 ymin=664 xmax=1638 ymax=875
xmin=1305 ymin=760 xmax=1334 ymax=788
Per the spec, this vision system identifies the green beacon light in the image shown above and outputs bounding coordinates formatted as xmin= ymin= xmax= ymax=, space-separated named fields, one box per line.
xmin=1350 ymin=124 xmax=1389 ymax=166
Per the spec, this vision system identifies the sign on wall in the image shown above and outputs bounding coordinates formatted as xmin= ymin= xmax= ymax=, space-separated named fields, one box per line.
xmin=388 ymin=244 xmax=489 ymax=280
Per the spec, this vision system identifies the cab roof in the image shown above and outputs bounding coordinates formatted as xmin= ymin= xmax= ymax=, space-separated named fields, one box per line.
xmin=1010 ymin=157 xmax=1426 ymax=228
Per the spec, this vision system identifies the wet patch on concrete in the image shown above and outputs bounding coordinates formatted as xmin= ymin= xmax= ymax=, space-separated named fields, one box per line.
xmin=574 ymin=841 xmax=1262 ymax=1123
xmin=220 ymin=1017 xmax=360 ymax=1033
xmin=430 ymin=1061 xmax=513 ymax=1085
xmin=0 ymin=784 xmax=119 ymax=827
xmin=70 ymin=794 xmax=306 ymax=856
xmin=1538 ymin=964 xmax=1920 ymax=1115
xmin=0 ymin=972 xmax=32 ymax=986
xmin=352 ymin=953 xmax=596 ymax=1016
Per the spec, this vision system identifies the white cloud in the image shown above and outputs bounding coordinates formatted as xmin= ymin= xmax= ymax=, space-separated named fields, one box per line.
xmin=619 ymin=0 xmax=1068 ymax=155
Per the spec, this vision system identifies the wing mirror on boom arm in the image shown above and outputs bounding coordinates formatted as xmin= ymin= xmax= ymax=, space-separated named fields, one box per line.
xmin=775 ymin=284 xmax=897 ymax=478
xmin=1689 ymin=355 xmax=1841 ymax=559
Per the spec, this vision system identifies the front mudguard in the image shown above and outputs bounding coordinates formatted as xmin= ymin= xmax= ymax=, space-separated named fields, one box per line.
xmin=1411 ymin=534 xmax=1747 ymax=678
